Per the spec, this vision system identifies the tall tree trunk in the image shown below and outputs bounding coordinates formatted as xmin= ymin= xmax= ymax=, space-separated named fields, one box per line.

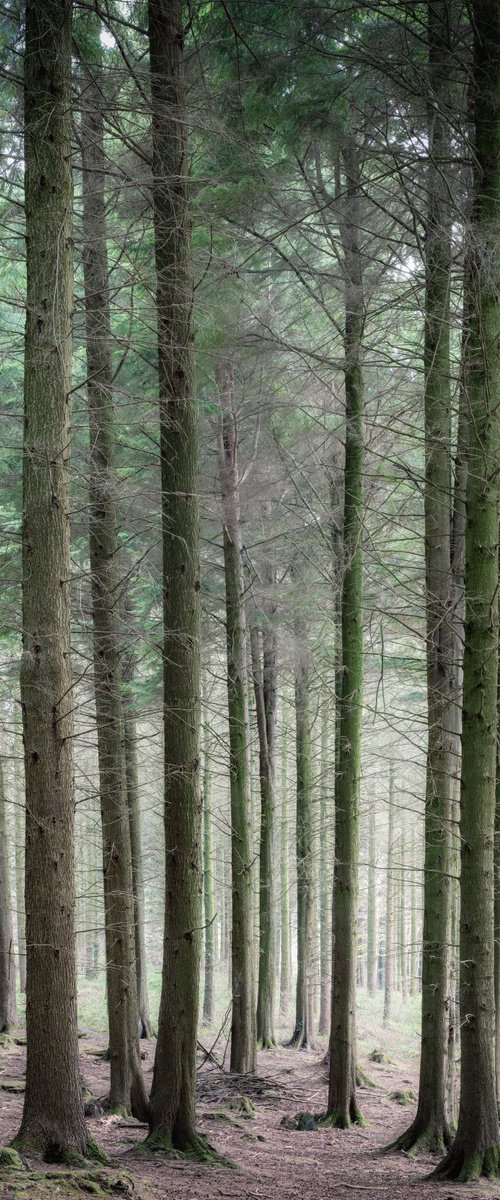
xmin=399 ymin=828 xmax=408 ymax=1002
xmin=80 ymin=45 xmax=148 ymax=1119
xmin=217 ymin=361 xmax=256 ymax=1075
xmin=122 ymin=625 xmax=151 ymax=1039
xmin=388 ymin=0 xmax=455 ymax=1154
xmin=17 ymin=0 xmax=88 ymax=1157
xmin=327 ymin=140 xmax=364 ymax=1128
xmin=251 ymin=605 xmax=278 ymax=1049
xmin=409 ymin=828 xmax=418 ymax=998
xmin=367 ymin=808 xmax=378 ymax=997
xmin=147 ymin=0 xmax=206 ymax=1154
xmin=289 ymin=605 xmax=315 ymax=1049
xmin=494 ymin=772 xmax=496 ymax=1099
xmin=0 ymin=760 xmax=16 ymax=1031
xmin=447 ymin=270 xmax=469 ymax=1127
xmin=434 ymin=0 xmax=500 ymax=1179
xmin=202 ymin=703 xmax=215 ymax=1025
xmin=84 ymin=812 xmax=97 ymax=981
xmin=15 ymin=789 xmax=26 ymax=994
xmin=319 ymin=690 xmax=333 ymax=1032
xmin=279 ymin=722 xmax=291 ymax=1015
xmin=383 ymin=764 xmax=395 ymax=1027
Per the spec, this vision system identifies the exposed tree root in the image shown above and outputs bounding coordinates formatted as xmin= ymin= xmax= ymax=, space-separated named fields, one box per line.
xmin=431 ymin=1141 xmax=500 ymax=1181
xmin=141 ymin=1129 xmax=233 ymax=1166
xmin=320 ymin=1103 xmax=367 ymax=1130
xmin=86 ymin=1137 xmax=109 ymax=1165
xmin=383 ymin=1117 xmax=450 ymax=1156
xmin=356 ymin=1065 xmax=376 ymax=1089
xmin=285 ymin=1028 xmax=315 ymax=1051
xmin=0 ymin=1146 xmax=129 ymax=1197
xmin=9 ymin=1134 xmax=108 ymax=1168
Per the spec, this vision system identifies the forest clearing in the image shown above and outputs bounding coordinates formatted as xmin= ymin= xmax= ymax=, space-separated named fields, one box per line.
xmin=2 ymin=0 xmax=500 ymax=1196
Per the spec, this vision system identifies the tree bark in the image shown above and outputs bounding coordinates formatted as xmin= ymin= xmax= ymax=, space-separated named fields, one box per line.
xmin=399 ymin=828 xmax=408 ymax=1002
xmin=217 ymin=361 xmax=256 ymax=1075
xmin=279 ymin=721 xmax=291 ymax=1015
xmin=0 ymin=760 xmax=16 ymax=1031
xmin=319 ymin=690 xmax=333 ymax=1032
xmin=14 ymin=786 xmax=26 ymax=995
xmin=383 ymin=764 xmax=395 ymax=1027
xmin=80 ymin=44 xmax=148 ymax=1119
xmin=202 ymin=700 xmax=215 ymax=1025
xmin=122 ymin=625 xmax=151 ymax=1039
xmin=17 ymin=0 xmax=88 ymax=1158
xmin=251 ymin=607 xmax=278 ymax=1049
xmin=288 ymin=605 xmax=315 ymax=1050
xmin=434 ymin=0 xmax=500 ymax=1179
xmin=147 ymin=0 xmax=206 ymax=1154
xmin=367 ymin=808 xmax=377 ymax=997
xmin=388 ymin=0 xmax=455 ymax=1154
xmin=327 ymin=140 xmax=364 ymax=1128
xmin=409 ymin=828 xmax=418 ymax=997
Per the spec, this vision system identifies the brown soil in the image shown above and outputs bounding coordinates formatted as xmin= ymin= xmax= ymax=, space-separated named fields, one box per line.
xmin=0 ymin=1034 xmax=496 ymax=1199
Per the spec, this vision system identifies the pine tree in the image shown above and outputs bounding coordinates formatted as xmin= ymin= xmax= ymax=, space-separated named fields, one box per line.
xmin=388 ymin=0 xmax=455 ymax=1154
xmin=147 ymin=0 xmax=208 ymax=1154
xmin=289 ymin=603 xmax=315 ymax=1050
xmin=251 ymin=600 xmax=278 ymax=1048
xmin=327 ymin=140 xmax=365 ymax=1129
xmin=0 ymin=759 xmax=16 ymax=1031
xmin=80 ymin=27 xmax=148 ymax=1120
xmin=434 ymin=0 xmax=500 ymax=1179
xmin=17 ymin=0 xmax=88 ymax=1158
xmin=217 ymin=360 xmax=256 ymax=1075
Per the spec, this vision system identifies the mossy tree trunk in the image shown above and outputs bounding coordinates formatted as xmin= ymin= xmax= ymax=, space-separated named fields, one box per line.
xmin=434 ymin=0 xmax=500 ymax=1180
xmin=80 ymin=32 xmax=148 ymax=1119
xmin=147 ymin=0 xmax=206 ymax=1153
xmin=327 ymin=140 xmax=364 ymax=1128
xmin=17 ymin=0 xmax=88 ymax=1158
xmin=217 ymin=361 xmax=256 ymax=1076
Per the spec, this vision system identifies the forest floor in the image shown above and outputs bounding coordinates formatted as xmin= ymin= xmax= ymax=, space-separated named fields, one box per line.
xmin=0 ymin=1017 xmax=498 ymax=1200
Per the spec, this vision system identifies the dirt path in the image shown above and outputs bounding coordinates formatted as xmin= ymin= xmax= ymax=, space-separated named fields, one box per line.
xmin=0 ymin=1035 xmax=497 ymax=1199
